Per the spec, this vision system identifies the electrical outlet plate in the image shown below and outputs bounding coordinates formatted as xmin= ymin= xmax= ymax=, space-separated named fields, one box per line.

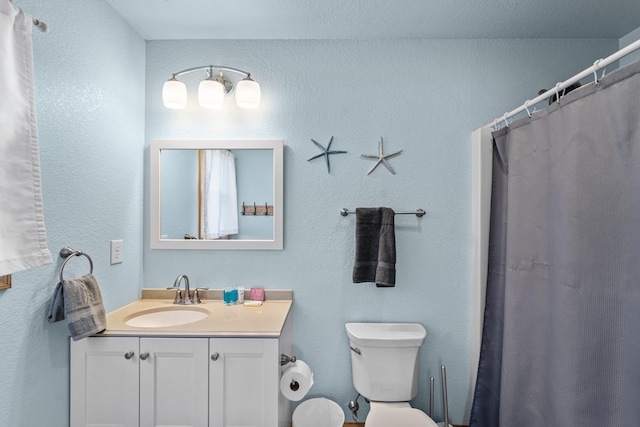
xmin=110 ymin=240 xmax=123 ymax=265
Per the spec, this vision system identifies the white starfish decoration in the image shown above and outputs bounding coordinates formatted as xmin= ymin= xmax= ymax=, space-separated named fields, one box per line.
xmin=361 ymin=137 xmax=403 ymax=175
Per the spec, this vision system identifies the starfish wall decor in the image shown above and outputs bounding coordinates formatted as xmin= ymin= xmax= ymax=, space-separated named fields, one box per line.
xmin=307 ymin=136 xmax=347 ymax=173
xmin=361 ymin=137 xmax=403 ymax=175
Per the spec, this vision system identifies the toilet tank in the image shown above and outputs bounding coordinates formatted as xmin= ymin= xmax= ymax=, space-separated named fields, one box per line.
xmin=345 ymin=323 xmax=426 ymax=402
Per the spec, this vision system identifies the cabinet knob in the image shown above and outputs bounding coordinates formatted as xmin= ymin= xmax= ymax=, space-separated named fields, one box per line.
xmin=124 ymin=351 xmax=134 ymax=360
xmin=140 ymin=352 xmax=150 ymax=361
xmin=211 ymin=352 xmax=219 ymax=361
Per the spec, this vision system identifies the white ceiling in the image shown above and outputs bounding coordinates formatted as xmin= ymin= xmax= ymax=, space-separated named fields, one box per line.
xmin=106 ymin=0 xmax=640 ymax=41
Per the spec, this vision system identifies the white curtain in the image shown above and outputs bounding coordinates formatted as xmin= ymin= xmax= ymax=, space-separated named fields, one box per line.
xmin=200 ymin=150 xmax=238 ymax=239
xmin=0 ymin=1 xmax=51 ymax=275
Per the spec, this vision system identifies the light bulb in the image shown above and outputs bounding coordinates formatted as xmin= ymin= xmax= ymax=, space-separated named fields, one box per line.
xmin=198 ymin=78 xmax=225 ymax=109
xmin=236 ymin=76 xmax=261 ymax=109
xmin=162 ymin=77 xmax=187 ymax=109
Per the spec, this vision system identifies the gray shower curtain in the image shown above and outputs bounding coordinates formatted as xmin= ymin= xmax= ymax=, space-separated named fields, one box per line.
xmin=470 ymin=60 xmax=640 ymax=426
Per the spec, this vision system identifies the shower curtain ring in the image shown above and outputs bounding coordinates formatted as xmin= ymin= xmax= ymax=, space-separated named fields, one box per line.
xmin=554 ymin=82 xmax=562 ymax=104
xmin=503 ymin=112 xmax=510 ymax=128
xmin=593 ymin=59 xmax=603 ymax=85
xmin=524 ymin=100 xmax=532 ymax=118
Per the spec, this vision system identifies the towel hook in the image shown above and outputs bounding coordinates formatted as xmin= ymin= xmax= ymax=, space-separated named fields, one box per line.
xmin=59 ymin=247 xmax=94 ymax=283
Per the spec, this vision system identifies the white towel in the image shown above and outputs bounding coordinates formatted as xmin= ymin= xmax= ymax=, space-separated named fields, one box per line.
xmin=0 ymin=1 xmax=51 ymax=275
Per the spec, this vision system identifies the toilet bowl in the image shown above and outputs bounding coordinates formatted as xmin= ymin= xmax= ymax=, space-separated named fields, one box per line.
xmin=345 ymin=323 xmax=437 ymax=427
xmin=366 ymin=402 xmax=438 ymax=427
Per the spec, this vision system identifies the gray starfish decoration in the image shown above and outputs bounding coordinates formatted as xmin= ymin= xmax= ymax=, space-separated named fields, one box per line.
xmin=307 ymin=136 xmax=347 ymax=173
xmin=361 ymin=137 xmax=403 ymax=175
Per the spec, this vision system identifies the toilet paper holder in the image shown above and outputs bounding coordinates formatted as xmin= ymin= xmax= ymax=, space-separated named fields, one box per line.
xmin=280 ymin=354 xmax=300 ymax=392
xmin=280 ymin=353 xmax=297 ymax=366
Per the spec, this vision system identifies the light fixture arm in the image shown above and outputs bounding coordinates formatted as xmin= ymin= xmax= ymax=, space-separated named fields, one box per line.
xmin=170 ymin=65 xmax=251 ymax=80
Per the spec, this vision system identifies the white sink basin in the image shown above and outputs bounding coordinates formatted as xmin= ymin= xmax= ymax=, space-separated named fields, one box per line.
xmin=125 ymin=307 xmax=208 ymax=328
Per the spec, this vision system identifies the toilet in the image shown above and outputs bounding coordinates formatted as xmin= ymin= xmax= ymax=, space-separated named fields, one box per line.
xmin=345 ymin=322 xmax=438 ymax=427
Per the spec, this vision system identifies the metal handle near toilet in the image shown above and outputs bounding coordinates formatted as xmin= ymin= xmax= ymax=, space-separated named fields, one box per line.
xmin=350 ymin=346 xmax=361 ymax=355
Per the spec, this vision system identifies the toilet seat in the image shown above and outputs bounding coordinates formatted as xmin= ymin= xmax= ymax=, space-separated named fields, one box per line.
xmin=365 ymin=404 xmax=438 ymax=427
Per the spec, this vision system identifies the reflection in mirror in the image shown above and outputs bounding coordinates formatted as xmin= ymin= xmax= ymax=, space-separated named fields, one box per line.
xmin=200 ymin=149 xmax=239 ymax=240
xmin=150 ymin=140 xmax=283 ymax=250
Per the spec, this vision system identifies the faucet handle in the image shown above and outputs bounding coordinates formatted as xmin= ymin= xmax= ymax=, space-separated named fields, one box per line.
xmin=173 ymin=289 xmax=182 ymax=304
xmin=193 ymin=288 xmax=208 ymax=304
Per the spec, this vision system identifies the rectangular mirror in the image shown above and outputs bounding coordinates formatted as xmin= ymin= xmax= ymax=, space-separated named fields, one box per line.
xmin=150 ymin=139 xmax=283 ymax=250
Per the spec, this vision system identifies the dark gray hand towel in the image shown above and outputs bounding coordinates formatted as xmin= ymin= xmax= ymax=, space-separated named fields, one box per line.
xmin=47 ymin=282 xmax=65 ymax=323
xmin=47 ymin=274 xmax=106 ymax=340
xmin=352 ymin=207 xmax=396 ymax=287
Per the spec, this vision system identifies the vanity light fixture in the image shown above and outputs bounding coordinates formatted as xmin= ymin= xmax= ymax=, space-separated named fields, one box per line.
xmin=162 ymin=65 xmax=261 ymax=110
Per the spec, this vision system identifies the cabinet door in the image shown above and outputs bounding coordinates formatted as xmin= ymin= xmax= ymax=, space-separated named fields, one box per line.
xmin=139 ymin=338 xmax=209 ymax=427
xmin=209 ymin=338 xmax=279 ymax=427
xmin=70 ymin=337 xmax=139 ymax=427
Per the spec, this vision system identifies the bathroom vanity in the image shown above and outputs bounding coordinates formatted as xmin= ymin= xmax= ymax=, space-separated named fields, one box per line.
xmin=69 ymin=290 xmax=293 ymax=427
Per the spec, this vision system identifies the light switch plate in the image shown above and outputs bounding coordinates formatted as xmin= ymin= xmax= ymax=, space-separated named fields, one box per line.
xmin=110 ymin=240 xmax=123 ymax=265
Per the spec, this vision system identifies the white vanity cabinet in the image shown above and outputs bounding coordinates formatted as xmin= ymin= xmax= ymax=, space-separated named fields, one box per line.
xmin=70 ymin=337 xmax=140 ymax=427
xmin=71 ymin=337 xmax=209 ymax=427
xmin=139 ymin=338 xmax=210 ymax=427
xmin=70 ymin=336 xmax=288 ymax=427
xmin=209 ymin=338 xmax=280 ymax=427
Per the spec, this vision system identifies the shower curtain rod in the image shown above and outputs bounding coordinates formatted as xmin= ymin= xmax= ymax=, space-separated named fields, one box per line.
xmin=486 ymin=38 xmax=640 ymax=129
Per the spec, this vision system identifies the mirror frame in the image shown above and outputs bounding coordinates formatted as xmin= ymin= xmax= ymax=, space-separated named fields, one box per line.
xmin=150 ymin=139 xmax=284 ymax=250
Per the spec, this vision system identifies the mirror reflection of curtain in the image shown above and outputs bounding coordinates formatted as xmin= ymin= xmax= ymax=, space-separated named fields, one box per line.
xmin=200 ymin=150 xmax=238 ymax=239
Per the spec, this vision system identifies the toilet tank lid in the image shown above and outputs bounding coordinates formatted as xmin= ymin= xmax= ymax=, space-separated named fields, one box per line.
xmin=345 ymin=323 xmax=426 ymax=347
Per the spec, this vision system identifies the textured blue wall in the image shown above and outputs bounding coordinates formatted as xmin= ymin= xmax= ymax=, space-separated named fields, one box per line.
xmin=144 ymin=38 xmax=618 ymax=423
xmin=0 ymin=1 xmax=145 ymax=426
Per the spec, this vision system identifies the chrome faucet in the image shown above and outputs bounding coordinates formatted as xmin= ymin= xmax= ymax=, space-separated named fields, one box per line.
xmin=173 ymin=274 xmax=193 ymax=304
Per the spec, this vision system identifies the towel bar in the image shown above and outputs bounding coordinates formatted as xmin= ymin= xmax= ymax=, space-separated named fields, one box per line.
xmin=340 ymin=208 xmax=426 ymax=217
xmin=59 ymin=247 xmax=94 ymax=282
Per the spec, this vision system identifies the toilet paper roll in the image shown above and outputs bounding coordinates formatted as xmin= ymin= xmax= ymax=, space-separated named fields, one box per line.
xmin=280 ymin=360 xmax=314 ymax=401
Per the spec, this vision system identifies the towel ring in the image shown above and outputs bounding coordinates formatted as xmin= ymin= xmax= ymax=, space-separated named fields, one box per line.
xmin=59 ymin=247 xmax=94 ymax=282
